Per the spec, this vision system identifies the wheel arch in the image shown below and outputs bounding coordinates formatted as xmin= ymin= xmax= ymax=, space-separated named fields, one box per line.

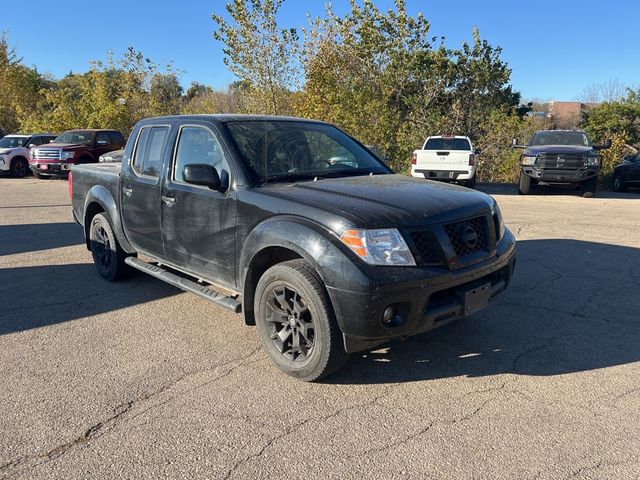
xmin=239 ymin=217 xmax=335 ymax=326
xmin=83 ymin=185 xmax=135 ymax=253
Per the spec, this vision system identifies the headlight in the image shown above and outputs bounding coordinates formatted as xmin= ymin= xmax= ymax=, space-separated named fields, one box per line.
xmin=521 ymin=155 xmax=536 ymax=166
xmin=340 ymin=228 xmax=416 ymax=266
xmin=586 ymin=156 xmax=600 ymax=166
xmin=61 ymin=151 xmax=75 ymax=160
xmin=492 ymin=202 xmax=506 ymax=241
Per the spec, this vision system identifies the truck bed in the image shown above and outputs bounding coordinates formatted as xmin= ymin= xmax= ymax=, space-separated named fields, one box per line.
xmin=71 ymin=163 xmax=121 ymax=224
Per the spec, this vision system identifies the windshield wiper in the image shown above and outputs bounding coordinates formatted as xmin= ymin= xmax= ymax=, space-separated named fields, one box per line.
xmin=264 ymin=173 xmax=319 ymax=183
xmin=315 ymin=169 xmax=382 ymax=179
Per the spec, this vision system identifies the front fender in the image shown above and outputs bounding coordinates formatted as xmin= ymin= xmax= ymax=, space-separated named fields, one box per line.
xmin=239 ymin=216 xmax=370 ymax=333
xmin=83 ymin=185 xmax=135 ymax=253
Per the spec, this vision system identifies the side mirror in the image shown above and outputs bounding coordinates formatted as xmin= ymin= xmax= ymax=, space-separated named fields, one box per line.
xmin=28 ymin=144 xmax=36 ymax=148
xmin=623 ymin=154 xmax=634 ymax=162
xmin=474 ymin=147 xmax=482 ymax=155
xmin=183 ymin=163 xmax=222 ymax=190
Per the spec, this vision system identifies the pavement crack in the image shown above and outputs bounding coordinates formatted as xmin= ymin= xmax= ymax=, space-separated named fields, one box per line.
xmin=0 ymin=348 xmax=262 ymax=478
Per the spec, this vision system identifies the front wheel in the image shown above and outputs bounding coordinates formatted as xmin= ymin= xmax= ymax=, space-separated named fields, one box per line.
xmin=254 ymin=260 xmax=350 ymax=381
xmin=89 ymin=213 xmax=131 ymax=281
xmin=581 ymin=177 xmax=597 ymax=198
xmin=10 ymin=158 xmax=28 ymax=178
xmin=518 ymin=172 xmax=531 ymax=195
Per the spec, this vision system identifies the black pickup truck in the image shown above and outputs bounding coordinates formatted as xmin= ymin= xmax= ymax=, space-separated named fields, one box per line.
xmin=514 ymin=129 xmax=611 ymax=197
xmin=70 ymin=115 xmax=516 ymax=381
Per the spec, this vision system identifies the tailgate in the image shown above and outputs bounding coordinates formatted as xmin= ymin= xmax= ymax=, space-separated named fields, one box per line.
xmin=415 ymin=150 xmax=470 ymax=172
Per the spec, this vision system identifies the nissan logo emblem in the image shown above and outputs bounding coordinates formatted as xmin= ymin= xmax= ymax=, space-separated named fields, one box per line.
xmin=459 ymin=223 xmax=478 ymax=249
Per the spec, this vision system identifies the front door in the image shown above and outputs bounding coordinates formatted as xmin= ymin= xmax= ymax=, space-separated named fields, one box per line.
xmin=161 ymin=123 xmax=237 ymax=288
xmin=120 ymin=125 xmax=170 ymax=258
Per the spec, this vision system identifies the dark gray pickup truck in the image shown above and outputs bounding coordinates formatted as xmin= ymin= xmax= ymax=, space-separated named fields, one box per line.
xmin=70 ymin=115 xmax=516 ymax=381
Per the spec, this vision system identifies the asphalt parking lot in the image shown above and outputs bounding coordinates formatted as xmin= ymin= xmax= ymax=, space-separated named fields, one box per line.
xmin=1 ymin=177 xmax=640 ymax=479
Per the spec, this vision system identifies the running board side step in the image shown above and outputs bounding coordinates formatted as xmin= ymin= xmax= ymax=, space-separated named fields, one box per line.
xmin=125 ymin=257 xmax=242 ymax=313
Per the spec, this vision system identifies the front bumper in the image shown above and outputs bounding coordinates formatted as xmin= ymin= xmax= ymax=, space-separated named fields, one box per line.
xmin=521 ymin=166 xmax=599 ymax=182
xmin=29 ymin=160 xmax=75 ymax=175
xmin=326 ymin=230 xmax=517 ymax=353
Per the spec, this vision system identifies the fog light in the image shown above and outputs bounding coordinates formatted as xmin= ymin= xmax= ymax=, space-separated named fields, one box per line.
xmin=382 ymin=306 xmax=395 ymax=325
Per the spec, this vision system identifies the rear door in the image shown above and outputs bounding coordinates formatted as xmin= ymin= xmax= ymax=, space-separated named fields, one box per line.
xmin=417 ymin=137 xmax=471 ymax=173
xmin=160 ymin=122 xmax=237 ymax=287
xmin=120 ymin=125 xmax=171 ymax=258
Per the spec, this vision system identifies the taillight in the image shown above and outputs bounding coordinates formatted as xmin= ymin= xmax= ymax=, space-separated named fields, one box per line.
xmin=68 ymin=171 xmax=73 ymax=199
xmin=411 ymin=152 xmax=417 ymax=165
xmin=468 ymin=153 xmax=475 ymax=166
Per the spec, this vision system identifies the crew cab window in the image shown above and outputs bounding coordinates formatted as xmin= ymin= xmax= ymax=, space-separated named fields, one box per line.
xmin=28 ymin=137 xmax=43 ymax=146
xmin=173 ymin=126 xmax=227 ymax=183
xmin=132 ymin=126 xmax=169 ymax=178
xmin=96 ymin=132 xmax=110 ymax=145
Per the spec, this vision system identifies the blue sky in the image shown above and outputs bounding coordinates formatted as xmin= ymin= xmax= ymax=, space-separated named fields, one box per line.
xmin=2 ymin=0 xmax=638 ymax=101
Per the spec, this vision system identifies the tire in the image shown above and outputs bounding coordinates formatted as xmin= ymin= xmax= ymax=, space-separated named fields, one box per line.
xmin=613 ymin=172 xmax=625 ymax=192
xmin=89 ymin=213 xmax=131 ymax=281
xmin=462 ymin=176 xmax=476 ymax=189
xmin=581 ymin=177 xmax=597 ymax=198
xmin=518 ymin=172 xmax=531 ymax=195
xmin=254 ymin=259 xmax=350 ymax=381
xmin=10 ymin=157 xmax=28 ymax=178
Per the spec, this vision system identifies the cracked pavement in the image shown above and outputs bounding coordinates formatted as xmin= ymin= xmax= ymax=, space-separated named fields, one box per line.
xmin=1 ymin=178 xmax=640 ymax=479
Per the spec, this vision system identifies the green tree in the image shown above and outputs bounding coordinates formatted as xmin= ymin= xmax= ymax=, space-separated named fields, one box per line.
xmin=212 ymin=0 xmax=300 ymax=114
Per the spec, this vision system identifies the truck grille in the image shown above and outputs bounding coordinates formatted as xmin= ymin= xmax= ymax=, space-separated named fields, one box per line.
xmin=443 ymin=216 xmax=489 ymax=258
xmin=408 ymin=230 xmax=443 ymax=266
xmin=32 ymin=149 xmax=61 ymax=160
xmin=535 ymin=153 xmax=585 ymax=169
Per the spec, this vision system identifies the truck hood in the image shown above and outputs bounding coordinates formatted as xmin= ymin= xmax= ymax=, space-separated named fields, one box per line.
xmin=257 ymin=174 xmax=495 ymax=229
xmin=524 ymin=145 xmax=594 ymax=155
xmin=41 ymin=143 xmax=86 ymax=150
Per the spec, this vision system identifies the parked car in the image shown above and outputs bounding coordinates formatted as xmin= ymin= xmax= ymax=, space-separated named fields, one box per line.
xmin=411 ymin=135 xmax=478 ymax=188
xmin=99 ymin=149 xmax=124 ymax=163
xmin=30 ymin=129 xmax=125 ymax=178
xmin=513 ymin=130 xmax=611 ymax=198
xmin=613 ymin=151 xmax=640 ymax=192
xmin=70 ymin=115 xmax=516 ymax=381
xmin=0 ymin=133 xmax=57 ymax=177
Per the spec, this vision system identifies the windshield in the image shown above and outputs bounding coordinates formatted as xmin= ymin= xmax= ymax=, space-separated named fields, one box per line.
xmin=224 ymin=121 xmax=390 ymax=182
xmin=424 ymin=138 xmax=471 ymax=150
xmin=54 ymin=131 xmax=95 ymax=145
xmin=530 ymin=131 xmax=590 ymax=147
xmin=0 ymin=136 xmax=28 ymax=148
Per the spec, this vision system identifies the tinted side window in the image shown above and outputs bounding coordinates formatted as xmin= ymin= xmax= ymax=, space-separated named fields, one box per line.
xmin=144 ymin=128 xmax=168 ymax=177
xmin=132 ymin=128 xmax=151 ymax=173
xmin=108 ymin=132 xmax=124 ymax=146
xmin=173 ymin=126 xmax=227 ymax=183
xmin=29 ymin=137 xmax=43 ymax=146
xmin=96 ymin=132 xmax=110 ymax=145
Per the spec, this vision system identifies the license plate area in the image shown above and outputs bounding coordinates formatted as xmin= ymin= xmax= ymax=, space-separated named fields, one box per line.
xmin=455 ymin=281 xmax=491 ymax=316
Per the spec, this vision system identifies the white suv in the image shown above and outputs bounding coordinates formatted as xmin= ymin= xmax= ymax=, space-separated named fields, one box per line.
xmin=0 ymin=134 xmax=57 ymax=178
xmin=411 ymin=135 xmax=478 ymax=188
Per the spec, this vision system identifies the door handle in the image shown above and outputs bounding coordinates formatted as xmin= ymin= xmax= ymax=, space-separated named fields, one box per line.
xmin=161 ymin=195 xmax=176 ymax=207
xmin=122 ymin=186 xmax=133 ymax=197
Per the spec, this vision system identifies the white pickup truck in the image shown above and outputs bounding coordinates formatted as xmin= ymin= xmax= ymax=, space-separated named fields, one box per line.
xmin=411 ymin=135 xmax=478 ymax=188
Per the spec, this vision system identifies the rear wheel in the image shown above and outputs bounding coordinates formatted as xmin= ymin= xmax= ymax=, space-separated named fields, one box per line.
xmin=613 ymin=172 xmax=625 ymax=192
xmin=254 ymin=260 xmax=350 ymax=381
xmin=581 ymin=177 xmax=597 ymax=198
xmin=89 ymin=213 xmax=131 ymax=281
xmin=10 ymin=157 xmax=28 ymax=178
xmin=518 ymin=172 xmax=531 ymax=195
xmin=462 ymin=176 xmax=476 ymax=189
